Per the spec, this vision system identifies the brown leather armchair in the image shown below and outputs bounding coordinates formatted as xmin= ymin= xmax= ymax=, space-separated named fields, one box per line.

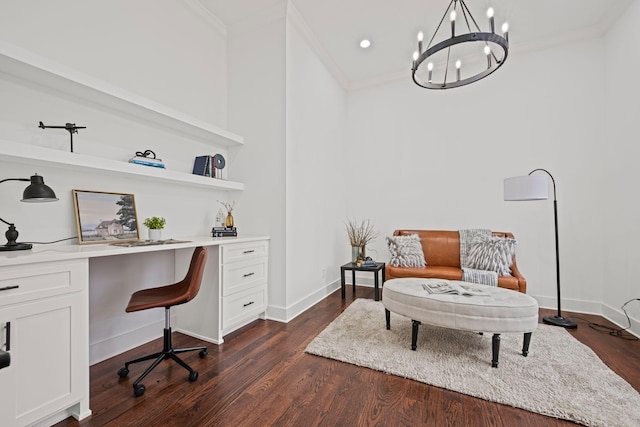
xmin=386 ymin=230 xmax=527 ymax=293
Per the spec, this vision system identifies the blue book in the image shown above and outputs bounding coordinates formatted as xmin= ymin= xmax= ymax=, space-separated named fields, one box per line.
xmin=192 ymin=155 xmax=209 ymax=175
xmin=130 ymin=159 xmax=165 ymax=168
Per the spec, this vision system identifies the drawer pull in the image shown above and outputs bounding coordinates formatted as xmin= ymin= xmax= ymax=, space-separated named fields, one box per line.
xmin=0 ymin=285 xmax=19 ymax=292
xmin=3 ymin=322 xmax=10 ymax=351
xmin=243 ymin=272 xmax=255 ymax=278
xmin=243 ymin=301 xmax=255 ymax=307
xmin=243 ymin=250 xmax=255 ymax=254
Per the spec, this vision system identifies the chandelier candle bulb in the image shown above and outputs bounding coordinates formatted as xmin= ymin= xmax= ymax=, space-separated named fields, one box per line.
xmin=417 ymin=31 xmax=424 ymax=54
xmin=450 ymin=10 xmax=456 ymax=37
xmin=484 ymin=45 xmax=492 ymax=68
xmin=427 ymin=62 xmax=433 ymax=82
xmin=412 ymin=51 xmax=419 ymax=70
xmin=456 ymin=60 xmax=461 ymax=81
xmin=502 ymin=22 xmax=509 ymax=42
xmin=487 ymin=7 xmax=495 ymax=33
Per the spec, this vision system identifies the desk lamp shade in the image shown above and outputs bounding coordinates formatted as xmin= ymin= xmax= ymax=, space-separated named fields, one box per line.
xmin=0 ymin=174 xmax=58 ymax=251
xmin=504 ymin=175 xmax=548 ymax=201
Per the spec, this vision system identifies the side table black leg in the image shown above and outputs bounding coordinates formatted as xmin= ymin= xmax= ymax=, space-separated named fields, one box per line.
xmin=492 ymin=333 xmax=500 ymax=368
xmin=341 ymin=268 xmax=346 ymax=299
xmin=352 ymin=270 xmax=356 ymax=296
xmin=385 ymin=309 xmax=390 ymax=330
xmin=522 ymin=332 xmax=532 ymax=357
xmin=411 ymin=320 xmax=421 ymax=351
xmin=374 ymin=270 xmax=380 ymax=301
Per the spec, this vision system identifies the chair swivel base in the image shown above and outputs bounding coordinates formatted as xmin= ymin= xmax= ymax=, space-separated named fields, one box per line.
xmin=117 ymin=327 xmax=207 ymax=397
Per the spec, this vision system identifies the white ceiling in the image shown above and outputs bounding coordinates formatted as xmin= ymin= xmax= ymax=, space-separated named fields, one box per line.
xmin=198 ymin=0 xmax=633 ymax=88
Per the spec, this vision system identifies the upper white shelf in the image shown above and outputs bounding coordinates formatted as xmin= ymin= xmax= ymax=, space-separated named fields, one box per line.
xmin=0 ymin=41 xmax=244 ymax=148
xmin=0 ymin=140 xmax=244 ymax=191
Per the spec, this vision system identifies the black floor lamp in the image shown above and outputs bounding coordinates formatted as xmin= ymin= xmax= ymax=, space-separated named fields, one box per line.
xmin=0 ymin=174 xmax=58 ymax=251
xmin=504 ymin=169 xmax=577 ymax=329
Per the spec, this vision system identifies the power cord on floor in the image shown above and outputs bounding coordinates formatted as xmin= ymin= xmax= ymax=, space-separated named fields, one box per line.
xmin=569 ymin=298 xmax=639 ymax=341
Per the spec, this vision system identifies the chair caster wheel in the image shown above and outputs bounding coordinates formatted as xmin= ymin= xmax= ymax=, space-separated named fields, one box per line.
xmin=117 ymin=367 xmax=129 ymax=378
xmin=189 ymin=371 xmax=199 ymax=382
xmin=133 ymin=384 xmax=146 ymax=397
xmin=199 ymin=349 xmax=208 ymax=358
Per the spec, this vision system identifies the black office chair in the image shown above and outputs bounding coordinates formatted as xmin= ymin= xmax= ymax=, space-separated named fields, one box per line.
xmin=117 ymin=246 xmax=208 ymax=397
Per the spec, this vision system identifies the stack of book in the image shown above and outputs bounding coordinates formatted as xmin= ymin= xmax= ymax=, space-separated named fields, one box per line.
xmin=129 ymin=155 xmax=165 ymax=168
xmin=212 ymin=226 xmax=237 ymax=237
xmin=192 ymin=155 xmax=217 ymax=178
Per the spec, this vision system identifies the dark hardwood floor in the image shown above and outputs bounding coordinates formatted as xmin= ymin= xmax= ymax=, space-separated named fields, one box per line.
xmin=56 ymin=287 xmax=640 ymax=427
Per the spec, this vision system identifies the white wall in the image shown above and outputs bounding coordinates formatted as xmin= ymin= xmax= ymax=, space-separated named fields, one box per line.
xmin=226 ymin=5 xmax=289 ymax=319
xmin=602 ymin=0 xmax=640 ymax=331
xmin=346 ymin=36 xmax=607 ymax=314
xmin=284 ymin=10 xmax=348 ymax=319
xmin=0 ymin=0 xmax=227 ymax=127
xmin=0 ymin=0 xmax=234 ymax=363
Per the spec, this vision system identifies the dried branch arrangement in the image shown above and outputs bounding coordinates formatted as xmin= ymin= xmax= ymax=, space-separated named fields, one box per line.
xmin=345 ymin=218 xmax=378 ymax=247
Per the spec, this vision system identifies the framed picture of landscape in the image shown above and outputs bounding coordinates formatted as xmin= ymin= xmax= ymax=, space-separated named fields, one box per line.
xmin=72 ymin=190 xmax=140 ymax=245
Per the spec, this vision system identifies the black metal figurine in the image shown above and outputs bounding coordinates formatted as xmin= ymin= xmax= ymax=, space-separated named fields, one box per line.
xmin=38 ymin=121 xmax=86 ymax=152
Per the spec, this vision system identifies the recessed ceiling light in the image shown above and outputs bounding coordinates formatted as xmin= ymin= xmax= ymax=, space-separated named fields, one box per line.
xmin=360 ymin=39 xmax=371 ymax=49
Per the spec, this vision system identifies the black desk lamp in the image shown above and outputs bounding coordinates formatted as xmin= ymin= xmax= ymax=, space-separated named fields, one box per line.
xmin=504 ymin=169 xmax=577 ymax=329
xmin=0 ymin=174 xmax=58 ymax=251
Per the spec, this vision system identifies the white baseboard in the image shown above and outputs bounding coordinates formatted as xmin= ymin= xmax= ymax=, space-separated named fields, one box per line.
xmin=267 ymin=279 xmax=341 ymax=323
xmin=89 ymin=319 xmax=165 ymax=365
xmin=532 ymin=294 xmax=640 ymax=338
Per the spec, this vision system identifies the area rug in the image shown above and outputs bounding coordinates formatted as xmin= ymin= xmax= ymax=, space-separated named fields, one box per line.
xmin=305 ymin=299 xmax=640 ymax=427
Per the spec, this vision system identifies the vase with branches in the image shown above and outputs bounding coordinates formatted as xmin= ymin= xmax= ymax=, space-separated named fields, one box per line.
xmin=217 ymin=200 xmax=236 ymax=227
xmin=345 ymin=218 xmax=378 ymax=262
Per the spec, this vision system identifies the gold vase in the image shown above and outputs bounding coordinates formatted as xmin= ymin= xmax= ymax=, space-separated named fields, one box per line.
xmin=225 ymin=212 xmax=234 ymax=227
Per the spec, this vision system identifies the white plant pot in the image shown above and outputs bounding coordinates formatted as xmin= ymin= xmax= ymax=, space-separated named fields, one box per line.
xmin=148 ymin=229 xmax=162 ymax=241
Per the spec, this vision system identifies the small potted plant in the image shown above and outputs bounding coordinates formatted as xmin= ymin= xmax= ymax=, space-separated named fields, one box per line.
xmin=143 ymin=216 xmax=166 ymax=241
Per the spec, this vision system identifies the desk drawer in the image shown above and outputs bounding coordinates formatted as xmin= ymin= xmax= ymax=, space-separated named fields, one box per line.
xmin=223 ymin=285 xmax=266 ymax=329
xmin=0 ymin=260 xmax=87 ymax=307
xmin=221 ymin=241 xmax=268 ymax=264
xmin=222 ymin=258 xmax=267 ymax=296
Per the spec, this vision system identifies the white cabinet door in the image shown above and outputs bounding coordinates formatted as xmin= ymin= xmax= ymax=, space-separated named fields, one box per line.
xmin=0 ymin=293 xmax=86 ymax=427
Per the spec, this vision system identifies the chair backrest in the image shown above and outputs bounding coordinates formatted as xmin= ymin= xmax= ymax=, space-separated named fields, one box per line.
xmin=179 ymin=246 xmax=208 ymax=304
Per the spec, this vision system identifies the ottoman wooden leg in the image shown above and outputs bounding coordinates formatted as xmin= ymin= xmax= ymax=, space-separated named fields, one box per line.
xmin=411 ymin=320 xmax=421 ymax=351
xmin=385 ymin=309 xmax=390 ymax=330
xmin=492 ymin=334 xmax=501 ymax=368
xmin=522 ymin=332 xmax=532 ymax=357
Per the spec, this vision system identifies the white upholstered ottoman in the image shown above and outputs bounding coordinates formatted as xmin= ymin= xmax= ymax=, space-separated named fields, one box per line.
xmin=382 ymin=278 xmax=539 ymax=368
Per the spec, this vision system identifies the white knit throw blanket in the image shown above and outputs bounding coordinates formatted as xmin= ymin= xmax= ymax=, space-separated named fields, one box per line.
xmin=462 ymin=267 xmax=498 ymax=287
xmin=459 ymin=229 xmax=497 ymax=286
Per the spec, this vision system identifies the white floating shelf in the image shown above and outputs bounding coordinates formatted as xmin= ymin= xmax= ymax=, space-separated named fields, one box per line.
xmin=0 ymin=140 xmax=244 ymax=191
xmin=0 ymin=41 xmax=244 ymax=148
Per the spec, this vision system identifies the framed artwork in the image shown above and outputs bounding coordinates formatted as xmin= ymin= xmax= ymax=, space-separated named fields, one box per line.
xmin=72 ymin=190 xmax=140 ymax=245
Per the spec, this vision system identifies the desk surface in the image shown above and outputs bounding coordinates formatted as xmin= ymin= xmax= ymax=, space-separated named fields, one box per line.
xmin=0 ymin=234 xmax=270 ymax=266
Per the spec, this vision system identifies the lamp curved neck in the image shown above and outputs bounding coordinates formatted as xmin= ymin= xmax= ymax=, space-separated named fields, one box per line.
xmin=0 ymin=217 xmax=13 ymax=226
xmin=0 ymin=178 xmax=30 ymax=185
xmin=528 ymin=168 xmax=556 ymax=201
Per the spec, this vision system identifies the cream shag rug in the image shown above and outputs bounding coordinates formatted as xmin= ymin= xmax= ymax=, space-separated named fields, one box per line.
xmin=305 ymin=299 xmax=640 ymax=427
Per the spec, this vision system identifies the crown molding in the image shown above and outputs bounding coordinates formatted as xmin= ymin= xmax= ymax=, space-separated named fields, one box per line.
xmin=286 ymin=2 xmax=349 ymax=90
xmin=181 ymin=0 xmax=227 ymax=37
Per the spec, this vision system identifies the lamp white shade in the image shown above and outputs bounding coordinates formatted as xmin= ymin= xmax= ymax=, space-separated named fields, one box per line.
xmin=503 ymin=175 xmax=549 ymax=201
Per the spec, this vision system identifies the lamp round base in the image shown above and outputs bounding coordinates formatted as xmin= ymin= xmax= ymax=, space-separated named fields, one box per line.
xmin=543 ymin=315 xmax=577 ymax=329
xmin=0 ymin=242 xmax=33 ymax=251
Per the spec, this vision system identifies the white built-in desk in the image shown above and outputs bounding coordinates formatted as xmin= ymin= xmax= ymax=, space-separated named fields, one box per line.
xmin=0 ymin=235 xmax=269 ymax=427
